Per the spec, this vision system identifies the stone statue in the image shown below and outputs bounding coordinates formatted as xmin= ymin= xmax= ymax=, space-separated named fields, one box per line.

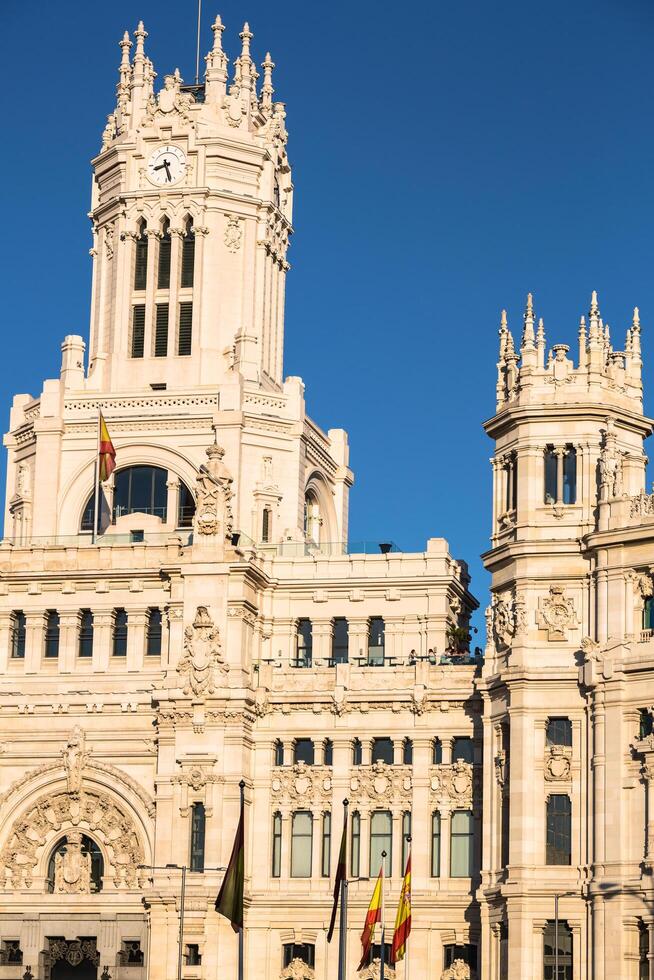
xmin=195 ymin=437 xmax=234 ymax=538
xmin=53 ymin=832 xmax=92 ymax=894
xmin=62 ymin=726 xmax=88 ymax=795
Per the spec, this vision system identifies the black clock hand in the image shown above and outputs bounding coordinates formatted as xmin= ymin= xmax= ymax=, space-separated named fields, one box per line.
xmin=163 ymin=160 xmax=172 ymax=182
xmin=153 ymin=162 xmax=167 ymax=172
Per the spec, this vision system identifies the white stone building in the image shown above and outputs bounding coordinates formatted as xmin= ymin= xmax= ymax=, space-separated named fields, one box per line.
xmin=2 ymin=14 xmax=654 ymax=980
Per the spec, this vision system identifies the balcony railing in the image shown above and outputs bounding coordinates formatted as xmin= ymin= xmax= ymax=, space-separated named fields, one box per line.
xmin=1 ymin=531 xmax=193 ymax=549
xmin=256 ymin=540 xmax=401 ymax=557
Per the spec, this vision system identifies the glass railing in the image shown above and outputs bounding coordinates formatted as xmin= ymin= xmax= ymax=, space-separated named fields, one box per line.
xmin=256 ymin=540 xmax=401 ymax=557
xmin=1 ymin=531 xmax=193 ymax=548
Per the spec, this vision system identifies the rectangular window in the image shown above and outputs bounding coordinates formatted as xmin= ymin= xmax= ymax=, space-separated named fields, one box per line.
xmin=371 ymin=737 xmax=394 ymax=765
xmin=370 ymin=943 xmax=392 ymax=966
xmin=178 ymin=302 xmax=193 ymax=356
xmin=546 ymin=795 xmax=571 ymax=865
xmin=639 ymin=920 xmax=649 ymax=980
xmin=431 ymin=812 xmax=441 ymax=877
xmin=291 ymin=811 xmax=313 ymax=878
xmin=452 ymin=736 xmax=474 ymax=763
xmin=181 ymin=231 xmax=195 ymax=288
xmin=272 ymin=812 xmax=282 ymax=878
xmin=282 ymin=944 xmax=315 ymax=969
xmin=323 ymin=739 xmax=333 ymax=766
xmin=369 ymin=810 xmax=392 ymax=877
xmin=544 ymin=447 xmax=557 ymax=504
xmin=146 ymin=608 xmax=162 ymax=656
xmin=189 ymin=803 xmax=206 ymax=871
xmin=154 ymin=303 xmax=169 ymax=357
xmin=134 ymin=234 xmax=148 ymax=290
xmin=131 ymin=304 xmax=146 ymax=359
xmin=0 ymin=941 xmax=23 ymax=966
xmin=10 ymin=611 xmax=26 ymax=659
xmin=112 ymin=608 xmax=128 ymax=657
xmin=184 ymin=945 xmax=201 ymax=967
xmin=351 ymin=811 xmax=360 ymax=877
xmin=368 ymin=617 xmax=385 ymax=665
xmin=261 ymin=506 xmax=271 ymax=543
xmin=295 ymin=619 xmax=312 ymax=668
xmin=44 ymin=610 xmax=60 ymax=658
xmin=274 ymin=740 xmax=284 ymax=766
xmin=543 ymin=921 xmax=572 ymax=980
xmin=444 ymin=944 xmax=477 ymax=971
xmin=352 ymin=739 xmax=362 ymax=766
xmin=546 ymin=717 xmax=572 ymax=748
xmin=433 ymin=738 xmax=443 ymax=764
xmin=563 ymin=448 xmax=577 ymax=504
xmin=158 ymin=232 xmax=171 ymax=289
xmin=78 ymin=609 xmax=94 ymax=658
xmin=332 ymin=617 xmax=349 ymax=664
xmin=450 ymin=810 xmax=473 ymax=877
xmin=401 ymin=811 xmax=411 ymax=870
xmin=403 ymin=739 xmax=413 ymax=765
xmin=293 ymin=739 xmax=315 ymax=765
xmin=321 ymin=811 xmax=331 ymax=877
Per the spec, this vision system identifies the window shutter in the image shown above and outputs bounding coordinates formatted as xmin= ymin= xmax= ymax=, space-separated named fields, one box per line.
xmin=131 ymin=305 xmax=146 ymax=358
xmin=134 ymin=235 xmax=148 ymax=290
xmin=178 ymin=302 xmax=193 ymax=355
xmin=158 ymin=229 xmax=171 ymax=289
xmin=154 ymin=303 xmax=169 ymax=357
xmin=181 ymin=232 xmax=195 ymax=288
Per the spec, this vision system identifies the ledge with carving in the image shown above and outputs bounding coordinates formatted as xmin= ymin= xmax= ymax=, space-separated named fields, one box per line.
xmin=271 ymin=763 xmax=332 ymax=809
xmin=442 ymin=961 xmax=476 ymax=980
xmin=429 ymin=762 xmax=476 ymax=810
xmin=358 ymin=963 xmax=396 ymax=980
xmin=279 ymin=958 xmax=315 ymax=980
xmin=544 ymin=745 xmax=573 ymax=782
xmin=349 ymin=762 xmax=412 ymax=808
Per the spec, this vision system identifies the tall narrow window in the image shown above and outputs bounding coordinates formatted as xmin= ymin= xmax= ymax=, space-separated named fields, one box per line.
xmin=450 ymin=810 xmax=473 ymax=877
xmin=543 ymin=920 xmax=572 ymax=980
xmin=178 ymin=302 xmax=193 ymax=356
xmin=639 ymin=920 xmax=649 ymax=980
xmin=157 ymin=220 xmax=171 ymax=289
xmin=546 ymin=717 xmax=572 ymax=748
xmin=640 ymin=709 xmax=654 ymax=739
xmin=189 ymin=802 xmax=205 ymax=871
xmin=369 ymin=811 xmax=392 ymax=876
xmin=10 ymin=611 xmax=26 ymax=659
xmin=295 ymin=619 xmax=312 ymax=668
xmin=282 ymin=945 xmax=315 ymax=969
xmin=544 ymin=447 xmax=557 ymax=504
xmin=261 ymin=506 xmax=272 ymax=543
xmin=351 ymin=811 xmax=361 ymax=877
xmin=274 ymin=740 xmax=284 ymax=766
xmin=321 ymin=811 xmax=331 ymax=877
xmin=332 ymin=617 xmax=349 ymax=664
xmin=401 ymin=811 xmax=412 ymax=870
xmin=323 ymin=739 xmax=333 ymax=766
xmin=644 ymin=598 xmax=654 ymax=632
xmin=78 ymin=609 xmax=94 ymax=658
xmin=134 ymin=221 xmax=148 ymax=290
xmin=403 ymin=738 xmax=413 ymax=765
xmin=431 ymin=812 xmax=441 ymax=877
xmin=452 ymin=737 xmax=474 ymax=763
xmin=146 ymin=608 xmax=162 ymax=656
xmin=291 ymin=811 xmax=313 ymax=877
xmin=294 ymin=739 xmax=314 ymax=765
xmin=272 ymin=811 xmax=282 ymax=877
xmin=352 ymin=738 xmax=362 ymax=766
xmin=112 ymin=608 xmax=128 ymax=657
xmin=433 ymin=738 xmax=443 ymax=764
xmin=44 ymin=611 xmax=60 ymax=659
xmin=368 ymin=617 xmax=385 ymax=665
xmin=154 ymin=303 xmax=169 ymax=357
xmin=546 ymin=795 xmax=571 ymax=865
xmin=181 ymin=219 xmax=195 ymax=288
xmin=131 ymin=304 xmax=146 ymax=358
xmin=178 ymin=484 xmax=196 ymax=528
xmin=563 ymin=447 xmax=577 ymax=504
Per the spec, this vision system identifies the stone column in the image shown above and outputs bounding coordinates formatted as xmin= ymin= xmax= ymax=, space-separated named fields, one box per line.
xmin=348 ymin=618 xmax=369 ymax=664
xmin=312 ymin=618 xmax=333 ymax=666
xmin=128 ymin=607 xmax=148 ymax=671
xmin=168 ymin=227 xmax=184 ymax=354
xmin=24 ymin=611 xmax=45 ymax=674
xmin=59 ymin=612 xmax=80 ymax=674
xmin=625 ymin=572 xmax=635 ymax=639
xmin=442 ymin=736 xmax=454 ymax=765
xmin=166 ymin=475 xmax=180 ymax=529
xmin=555 ymin=446 xmax=566 ymax=504
xmin=642 ymin=755 xmax=654 ymax=862
xmin=93 ymin=612 xmax=113 ymax=672
xmin=648 ymin=920 xmax=654 ymax=980
xmin=0 ymin=611 xmax=13 ymax=672
xmin=597 ymin=567 xmax=609 ymax=643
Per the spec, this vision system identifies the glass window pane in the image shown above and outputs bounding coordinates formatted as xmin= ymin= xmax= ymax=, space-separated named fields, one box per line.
xmin=296 ymin=620 xmax=313 ymax=668
xmin=546 ymin=795 xmax=571 ymax=865
xmin=433 ymin=738 xmax=442 ymax=764
xmin=370 ymin=811 xmax=392 ymax=876
xmin=291 ymin=811 xmax=312 ymax=877
xmin=563 ymin=448 xmax=577 ymax=504
xmin=450 ymin=810 xmax=473 ymax=877
xmin=272 ymin=812 xmax=282 ymax=878
xmin=321 ymin=812 xmax=331 ymax=878
xmin=78 ymin=609 xmax=94 ymax=658
xmin=294 ymin=739 xmax=314 ymax=765
xmin=546 ymin=718 xmax=572 ymax=747
xmin=544 ymin=449 xmax=557 ymax=504
xmin=146 ymin=608 xmax=162 ymax=656
xmin=189 ymin=803 xmax=205 ymax=871
xmin=351 ymin=811 xmax=360 ymax=877
xmin=371 ymin=738 xmax=394 ymax=765
xmin=368 ymin=617 xmax=385 ymax=665
xmin=332 ymin=617 xmax=349 ymax=664
xmin=452 ymin=737 xmax=474 ymax=763
xmin=431 ymin=812 xmax=441 ymax=877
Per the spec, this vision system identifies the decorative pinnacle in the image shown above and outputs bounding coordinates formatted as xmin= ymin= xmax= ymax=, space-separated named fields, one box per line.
xmin=537 ymin=317 xmax=545 ymax=341
xmin=590 ymin=290 xmax=599 ymax=316
xmin=120 ymin=30 xmax=132 ymax=60
xmin=212 ymin=14 xmax=225 ymax=50
xmin=526 ymin=292 xmax=534 ymax=314
xmin=261 ymin=51 xmax=275 ymax=109
xmin=633 ymin=306 xmax=641 ymax=329
xmin=240 ymin=21 xmax=253 ymax=57
xmin=522 ymin=291 xmax=536 ymax=351
xmin=578 ymin=314 xmax=586 ymax=334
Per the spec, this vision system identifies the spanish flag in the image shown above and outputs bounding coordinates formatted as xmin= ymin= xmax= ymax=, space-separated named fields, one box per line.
xmin=358 ymin=864 xmax=383 ymax=970
xmin=99 ymin=413 xmax=116 ymax=482
xmin=327 ymin=809 xmax=347 ymax=943
xmin=390 ymin=853 xmax=412 ymax=965
xmin=215 ymin=787 xmax=245 ymax=932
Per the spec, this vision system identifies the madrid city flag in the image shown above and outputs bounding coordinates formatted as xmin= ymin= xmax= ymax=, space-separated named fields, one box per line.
xmin=98 ymin=413 xmax=116 ymax=482
xmin=390 ymin=853 xmax=412 ymax=965
xmin=358 ymin=864 xmax=383 ymax=970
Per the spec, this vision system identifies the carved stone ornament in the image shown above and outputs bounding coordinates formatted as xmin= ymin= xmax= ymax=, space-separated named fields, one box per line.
xmin=195 ymin=440 xmax=234 ymax=538
xmin=223 ymin=85 xmax=243 ymax=127
xmin=331 ymin=688 xmax=348 ymax=716
xmin=1 ymin=788 xmax=144 ymax=890
xmin=350 ymin=762 xmax=412 ymax=806
xmin=279 ymin=958 xmax=315 ymax=980
xmin=544 ymin=746 xmax=572 ymax=782
xmin=104 ymin=223 xmax=115 ymax=259
xmin=492 ymin=594 xmax=515 ymax=648
xmin=429 ymin=762 xmax=474 ymax=809
xmin=270 ymin=763 xmax=331 ymax=807
xmin=225 ymin=216 xmax=243 ymax=252
xmin=177 ymin=606 xmax=228 ymax=696
xmin=410 ymin=685 xmax=427 ymax=715
xmin=253 ymin=688 xmax=270 ymax=718
xmin=441 ymin=961 xmax=476 ymax=980
xmin=62 ymin=726 xmax=89 ymax=794
xmin=48 ymin=939 xmax=100 ymax=970
xmin=494 ymin=750 xmax=506 ymax=789
xmin=53 ymin=831 xmax=92 ymax=894
xmin=634 ymin=573 xmax=654 ymax=599
xmin=358 ymin=962 xmax=396 ymax=980
xmin=145 ymin=69 xmax=194 ymax=124
xmin=537 ymin=585 xmax=577 ymax=641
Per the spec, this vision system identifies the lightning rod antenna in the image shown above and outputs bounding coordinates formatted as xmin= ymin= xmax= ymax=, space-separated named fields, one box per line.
xmin=195 ymin=0 xmax=202 ymax=85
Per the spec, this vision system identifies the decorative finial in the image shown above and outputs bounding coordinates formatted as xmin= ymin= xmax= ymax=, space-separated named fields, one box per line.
xmin=521 ymin=291 xmax=536 ymax=355
xmin=633 ymin=306 xmax=641 ymax=329
xmin=590 ymin=290 xmax=599 ymax=316
xmin=212 ymin=14 xmax=225 ymax=50
xmin=261 ymin=52 xmax=275 ymax=111
xmin=240 ymin=21 xmax=253 ymax=56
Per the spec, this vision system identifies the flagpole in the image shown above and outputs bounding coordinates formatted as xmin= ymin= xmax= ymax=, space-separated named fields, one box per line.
xmin=405 ymin=837 xmax=411 ymax=980
xmin=380 ymin=850 xmax=386 ymax=980
xmin=238 ymin=779 xmax=245 ymax=980
xmin=338 ymin=799 xmax=349 ymax=980
xmin=92 ymin=409 xmax=100 ymax=544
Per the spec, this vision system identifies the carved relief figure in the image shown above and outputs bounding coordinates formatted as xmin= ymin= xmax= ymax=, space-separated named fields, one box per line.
xmin=195 ymin=439 xmax=234 ymax=538
xmin=177 ymin=606 xmax=228 ymax=696
xmin=53 ymin=832 xmax=92 ymax=894
xmin=62 ymin=726 xmax=89 ymax=794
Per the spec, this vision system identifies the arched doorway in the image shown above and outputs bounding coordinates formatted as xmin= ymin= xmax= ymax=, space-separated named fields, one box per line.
xmin=44 ymin=939 xmax=99 ymax=980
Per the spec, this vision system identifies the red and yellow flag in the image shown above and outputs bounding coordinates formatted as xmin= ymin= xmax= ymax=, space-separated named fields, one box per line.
xmin=390 ymin=853 xmax=412 ymax=965
xmin=358 ymin=864 xmax=383 ymax=970
xmin=327 ymin=811 xmax=347 ymax=943
xmin=99 ymin=413 xmax=116 ymax=482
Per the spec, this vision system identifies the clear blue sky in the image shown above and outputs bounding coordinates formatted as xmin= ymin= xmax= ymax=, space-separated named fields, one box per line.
xmin=2 ymin=0 xmax=654 ymax=627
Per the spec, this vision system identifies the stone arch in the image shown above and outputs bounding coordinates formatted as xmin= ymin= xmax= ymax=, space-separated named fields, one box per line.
xmin=57 ymin=441 xmax=200 ymax=535
xmin=303 ymin=471 xmax=336 ymax=544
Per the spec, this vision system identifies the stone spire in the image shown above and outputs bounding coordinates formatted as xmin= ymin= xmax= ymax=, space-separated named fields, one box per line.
xmin=578 ymin=315 xmax=587 ymax=370
xmin=520 ymin=292 xmax=537 ymax=373
xmin=628 ymin=306 xmax=643 ymax=386
xmin=496 ymin=310 xmax=509 ymax=406
xmin=130 ymin=22 xmax=148 ymax=120
xmin=238 ymin=22 xmax=254 ymax=116
xmin=205 ymin=15 xmax=229 ymax=104
xmin=587 ymin=290 xmax=604 ymax=378
xmin=261 ymin=52 xmax=275 ymax=113
xmin=114 ymin=30 xmax=133 ymax=132
xmin=536 ymin=316 xmax=546 ymax=369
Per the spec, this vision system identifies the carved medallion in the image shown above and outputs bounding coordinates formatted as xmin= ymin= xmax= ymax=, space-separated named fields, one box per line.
xmin=177 ymin=607 xmax=228 ymax=696
xmin=537 ymin=586 xmax=577 ymax=640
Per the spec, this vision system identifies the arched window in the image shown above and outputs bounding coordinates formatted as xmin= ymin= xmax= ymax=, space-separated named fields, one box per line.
xmin=261 ymin=505 xmax=272 ymax=543
xmin=290 ymin=811 xmax=313 ymax=878
xmin=271 ymin=811 xmax=282 ymax=877
xmin=294 ymin=738 xmax=314 ymax=766
xmin=181 ymin=217 xmax=195 ymax=288
xmin=146 ymin=608 xmax=162 ymax=656
xmin=189 ymin=802 xmax=206 ymax=871
xmin=450 ymin=810 xmax=473 ymax=877
xmin=546 ymin=795 xmax=571 ymax=865
xmin=371 ymin=737 xmax=394 ymax=765
xmin=369 ymin=811 xmax=392 ymax=876
xmin=47 ymin=835 xmax=103 ymax=893
xmin=158 ymin=219 xmax=171 ymax=289
xmin=10 ymin=611 xmax=25 ymax=659
xmin=78 ymin=609 xmax=94 ymax=658
xmin=134 ymin=220 xmax=148 ymax=291
xmin=432 ymin=738 xmax=443 ymax=764
xmin=352 ymin=738 xmax=362 ymax=766
xmin=304 ymin=489 xmax=321 ymax=543
xmin=81 ymin=466 xmax=195 ymax=531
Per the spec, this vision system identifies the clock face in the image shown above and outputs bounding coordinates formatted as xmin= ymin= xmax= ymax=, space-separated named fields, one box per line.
xmin=146 ymin=145 xmax=186 ymax=186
